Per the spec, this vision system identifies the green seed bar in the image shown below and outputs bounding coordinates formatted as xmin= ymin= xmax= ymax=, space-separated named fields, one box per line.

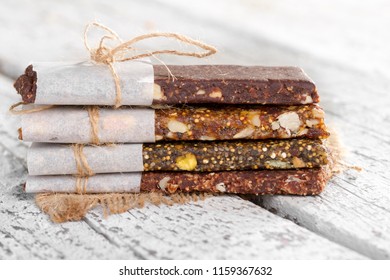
xmin=142 ymin=139 xmax=328 ymax=172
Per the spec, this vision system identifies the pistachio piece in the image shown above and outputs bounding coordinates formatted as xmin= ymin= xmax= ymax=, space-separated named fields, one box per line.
xmin=175 ymin=153 xmax=197 ymax=171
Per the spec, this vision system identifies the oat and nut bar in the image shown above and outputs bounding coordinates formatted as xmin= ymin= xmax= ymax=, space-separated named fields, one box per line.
xmin=155 ymin=104 xmax=329 ymax=141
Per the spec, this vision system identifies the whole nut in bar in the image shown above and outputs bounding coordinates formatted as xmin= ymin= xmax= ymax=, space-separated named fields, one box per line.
xmin=168 ymin=120 xmax=188 ymax=133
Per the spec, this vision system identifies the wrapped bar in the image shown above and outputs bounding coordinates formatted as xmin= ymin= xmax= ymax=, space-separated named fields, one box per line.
xmin=27 ymin=139 xmax=328 ymax=175
xmin=14 ymin=64 xmax=319 ymax=106
xmin=19 ymin=105 xmax=328 ymax=143
xmin=25 ymin=167 xmax=329 ymax=195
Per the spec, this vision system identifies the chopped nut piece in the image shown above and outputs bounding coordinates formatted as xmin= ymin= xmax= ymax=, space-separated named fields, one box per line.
xmin=277 ymin=112 xmax=301 ymax=133
xmin=271 ymin=121 xmax=280 ymax=130
xmin=233 ymin=127 xmax=255 ymax=139
xmin=302 ymin=95 xmax=313 ymax=104
xmin=292 ymin=157 xmax=306 ymax=168
xmin=196 ymin=89 xmax=206 ymax=95
xmin=175 ymin=153 xmax=197 ymax=171
xmin=312 ymin=108 xmax=325 ymax=119
xmin=306 ymin=119 xmax=319 ymax=127
xmin=215 ymin=182 xmax=226 ymax=192
xmin=286 ymin=175 xmax=303 ymax=183
xmin=153 ymin=83 xmax=165 ymax=100
xmin=266 ymin=160 xmax=292 ymax=169
xmin=158 ymin=176 xmax=171 ymax=191
xmin=200 ymin=135 xmax=216 ymax=141
xmin=250 ymin=114 xmax=261 ymax=127
xmin=209 ymin=89 xmax=222 ymax=98
xmin=297 ymin=128 xmax=309 ymax=136
xmin=167 ymin=120 xmax=188 ymax=133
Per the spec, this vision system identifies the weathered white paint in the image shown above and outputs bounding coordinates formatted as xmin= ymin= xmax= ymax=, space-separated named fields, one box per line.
xmin=1 ymin=0 xmax=389 ymax=259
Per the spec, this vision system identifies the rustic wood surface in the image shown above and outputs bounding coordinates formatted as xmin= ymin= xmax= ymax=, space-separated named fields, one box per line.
xmin=0 ymin=0 xmax=389 ymax=259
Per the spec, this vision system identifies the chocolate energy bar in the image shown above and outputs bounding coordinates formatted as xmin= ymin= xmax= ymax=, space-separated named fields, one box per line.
xmin=14 ymin=64 xmax=318 ymax=105
xmin=25 ymin=168 xmax=328 ymax=195
xmin=18 ymin=105 xmax=328 ymax=144
xmin=27 ymin=139 xmax=328 ymax=175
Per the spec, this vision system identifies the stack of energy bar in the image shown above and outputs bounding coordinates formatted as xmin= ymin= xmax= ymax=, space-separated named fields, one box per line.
xmin=14 ymin=63 xmax=330 ymax=196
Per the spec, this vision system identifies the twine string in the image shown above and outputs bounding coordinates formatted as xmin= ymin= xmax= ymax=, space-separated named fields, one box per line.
xmin=72 ymin=143 xmax=94 ymax=194
xmin=84 ymin=21 xmax=217 ymax=108
xmin=86 ymin=106 xmax=100 ymax=145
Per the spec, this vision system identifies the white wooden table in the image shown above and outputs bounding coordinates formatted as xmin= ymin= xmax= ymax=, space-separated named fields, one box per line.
xmin=0 ymin=0 xmax=389 ymax=259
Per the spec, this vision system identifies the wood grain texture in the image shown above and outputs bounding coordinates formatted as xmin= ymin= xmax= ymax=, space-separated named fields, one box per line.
xmin=0 ymin=0 xmax=388 ymax=259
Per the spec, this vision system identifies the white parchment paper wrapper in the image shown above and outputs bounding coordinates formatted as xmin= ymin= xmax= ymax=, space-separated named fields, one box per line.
xmin=21 ymin=106 xmax=155 ymax=143
xmin=28 ymin=143 xmax=144 ymax=175
xmin=25 ymin=173 xmax=142 ymax=193
xmin=34 ymin=60 xmax=154 ymax=106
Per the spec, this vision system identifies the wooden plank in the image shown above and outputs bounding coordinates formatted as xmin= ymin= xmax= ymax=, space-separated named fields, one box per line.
xmin=0 ymin=0 xmax=386 ymax=259
xmin=83 ymin=196 xmax=366 ymax=259
xmin=155 ymin=0 xmax=390 ymax=78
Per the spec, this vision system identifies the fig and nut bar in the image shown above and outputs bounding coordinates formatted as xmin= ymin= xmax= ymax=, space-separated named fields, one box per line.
xmin=25 ymin=167 xmax=329 ymax=195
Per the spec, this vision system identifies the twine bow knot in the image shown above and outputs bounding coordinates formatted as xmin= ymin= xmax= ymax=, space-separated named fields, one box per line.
xmin=84 ymin=22 xmax=217 ymax=108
